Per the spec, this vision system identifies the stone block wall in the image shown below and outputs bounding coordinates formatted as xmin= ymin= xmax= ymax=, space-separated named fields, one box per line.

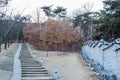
xmin=81 ymin=38 xmax=120 ymax=80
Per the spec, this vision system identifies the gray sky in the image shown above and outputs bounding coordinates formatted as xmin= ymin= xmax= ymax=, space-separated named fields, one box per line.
xmin=8 ymin=0 xmax=103 ymax=16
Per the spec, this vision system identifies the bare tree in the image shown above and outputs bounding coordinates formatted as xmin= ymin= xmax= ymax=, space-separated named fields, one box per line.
xmin=32 ymin=8 xmax=45 ymax=26
xmin=82 ymin=2 xmax=94 ymax=13
xmin=72 ymin=1 xmax=93 ymax=18
xmin=71 ymin=2 xmax=94 ymax=40
xmin=0 ymin=0 xmax=14 ymax=51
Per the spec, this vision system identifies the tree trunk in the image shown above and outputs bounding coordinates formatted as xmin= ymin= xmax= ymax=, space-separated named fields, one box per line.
xmin=4 ymin=41 xmax=7 ymax=49
xmin=0 ymin=43 xmax=1 ymax=52
xmin=46 ymin=46 xmax=49 ymax=57
xmin=46 ymin=51 xmax=48 ymax=57
xmin=8 ymin=43 xmax=10 ymax=48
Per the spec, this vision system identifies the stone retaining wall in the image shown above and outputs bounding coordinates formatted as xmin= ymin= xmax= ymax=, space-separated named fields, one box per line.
xmin=81 ymin=38 xmax=120 ymax=80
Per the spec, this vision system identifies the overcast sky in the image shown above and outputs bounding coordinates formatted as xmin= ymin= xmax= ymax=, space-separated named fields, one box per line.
xmin=8 ymin=0 xmax=103 ymax=16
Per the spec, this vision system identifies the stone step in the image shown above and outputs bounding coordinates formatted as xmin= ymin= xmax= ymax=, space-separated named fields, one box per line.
xmin=21 ymin=60 xmax=38 ymax=62
xmin=21 ymin=62 xmax=40 ymax=64
xmin=21 ymin=59 xmax=38 ymax=61
xmin=21 ymin=65 xmax=42 ymax=67
xmin=20 ymin=58 xmax=33 ymax=60
xmin=22 ymin=66 xmax=43 ymax=68
xmin=22 ymin=74 xmax=51 ymax=77
xmin=19 ymin=54 xmax=32 ymax=57
xmin=21 ymin=51 xmax=29 ymax=52
xmin=20 ymin=44 xmax=55 ymax=80
xmin=22 ymin=69 xmax=48 ymax=72
xmin=21 ymin=61 xmax=40 ymax=63
xmin=20 ymin=55 xmax=32 ymax=57
xmin=21 ymin=63 xmax=42 ymax=65
xmin=22 ymin=67 xmax=45 ymax=69
xmin=21 ymin=58 xmax=34 ymax=60
xmin=22 ymin=65 xmax=42 ymax=67
xmin=22 ymin=68 xmax=46 ymax=71
xmin=20 ymin=56 xmax=33 ymax=58
xmin=20 ymin=57 xmax=33 ymax=59
xmin=21 ymin=76 xmax=55 ymax=80
xmin=19 ymin=53 xmax=32 ymax=56
xmin=20 ymin=53 xmax=31 ymax=55
xmin=22 ymin=72 xmax=49 ymax=74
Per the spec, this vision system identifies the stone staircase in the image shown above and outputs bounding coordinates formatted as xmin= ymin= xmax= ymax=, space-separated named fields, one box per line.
xmin=19 ymin=44 xmax=55 ymax=80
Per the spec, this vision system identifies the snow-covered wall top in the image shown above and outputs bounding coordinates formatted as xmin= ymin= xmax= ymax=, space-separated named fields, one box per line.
xmin=82 ymin=38 xmax=120 ymax=80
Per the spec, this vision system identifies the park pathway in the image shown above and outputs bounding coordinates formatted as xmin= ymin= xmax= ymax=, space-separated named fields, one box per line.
xmin=19 ymin=44 xmax=55 ymax=80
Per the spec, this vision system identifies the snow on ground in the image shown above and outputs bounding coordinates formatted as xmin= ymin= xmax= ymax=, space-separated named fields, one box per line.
xmin=0 ymin=43 xmax=19 ymax=80
xmin=30 ymin=45 xmax=100 ymax=80
xmin=0 ymin=70 xmax=12 ymax=80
